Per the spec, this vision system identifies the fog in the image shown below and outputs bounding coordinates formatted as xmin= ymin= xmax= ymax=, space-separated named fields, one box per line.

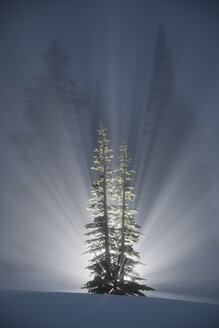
xmin=0 ymin=0 xmax=218 ymax=303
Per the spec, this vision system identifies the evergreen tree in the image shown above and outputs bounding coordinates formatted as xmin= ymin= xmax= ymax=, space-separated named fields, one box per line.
xmin=144 ymin=25 xmax=175 ymax=173
xmin=139 ymin=24 xmax=180 ymax=209
xmin=141 ymin=24 xmax=209 ymax=211
xmin=11 ymin=40 xmax=87 ymax=165
xmin=83 ymin=124 xmax=114 ymax=294
xmin=140 ymin=26 xmax=216 ymax=297
xmin=83 ymin=130 xmax=154 ymax=296
xmin=112 ymin=142 xmax=154 ymax=296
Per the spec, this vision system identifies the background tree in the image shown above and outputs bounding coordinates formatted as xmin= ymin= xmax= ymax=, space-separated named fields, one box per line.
xmin=11 ymin=40 xmax=88 ymax=167
xmin=140 ymin=25 xmax=204 ymax=210
xmin=140 ymin=24 xmax=176 ymax=197
xmin=138 ymin=25 xmax=216 ymax=296
xmin=83 ymin=124 xmax=114 ymax=294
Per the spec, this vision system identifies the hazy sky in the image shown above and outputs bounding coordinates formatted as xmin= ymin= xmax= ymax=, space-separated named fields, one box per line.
xmin=1 ymin=0 xmax=218 ymax=202
xmin=0 ymin=0 xmax=218 ymax=301
xmin=0 ymin=0 xmax=219 ymax=142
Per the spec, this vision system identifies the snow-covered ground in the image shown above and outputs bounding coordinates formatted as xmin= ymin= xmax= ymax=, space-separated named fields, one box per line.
xmin=0 ymin=291 xmax=218 ymax=328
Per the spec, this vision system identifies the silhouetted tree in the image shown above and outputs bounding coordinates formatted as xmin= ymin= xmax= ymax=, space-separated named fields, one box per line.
xmin=140 ymin=25 xmax=197 ymax=208
xmin=11 ymin=40 xmax=87 ymax=165
xmin=139 ymin=26 xmax=216 ymax=297
xmin=144 ymin=25 xmax=175 ymax=173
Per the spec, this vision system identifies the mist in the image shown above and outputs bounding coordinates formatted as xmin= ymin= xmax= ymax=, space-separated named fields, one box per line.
xmin=0 ymin=0 xmax=218 ymax=303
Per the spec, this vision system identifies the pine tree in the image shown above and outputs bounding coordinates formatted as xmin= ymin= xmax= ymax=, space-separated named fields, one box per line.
xmin=139 ymin=24 xmax=178 ymax=209
xmin=11 ymin=40 xmax=87 ymax=165
xmin=83 ymin=123 xmax=114 ymax=294
xmin=83 ymin=131 xmax=154 ymax=296
xmin=144 ymin=25 xmax=175 ymax=169
xmin=112 ymin=142 xmax=154 ymax=296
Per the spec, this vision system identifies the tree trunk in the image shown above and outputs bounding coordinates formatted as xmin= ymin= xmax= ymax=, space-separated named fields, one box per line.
xmin=102 ymin=137 xmax=111 ymax=279
xmin=118 ymin=149 xmax=126 ymax=283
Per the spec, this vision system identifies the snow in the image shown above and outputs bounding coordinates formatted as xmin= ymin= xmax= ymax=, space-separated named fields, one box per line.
xmin=0 ymin=292 xmax=218 ymax=328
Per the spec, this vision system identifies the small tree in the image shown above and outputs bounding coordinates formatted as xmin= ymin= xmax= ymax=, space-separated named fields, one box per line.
xmin=83 ymin=124 xmax=114 ymax=294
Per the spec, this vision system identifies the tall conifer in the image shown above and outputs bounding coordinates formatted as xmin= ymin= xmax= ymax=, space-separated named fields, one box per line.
xmin=84 ymin=130 xmax=154 ymax=296
xmin=111 ymin=142 xmax=154 ymax=296
xmin=83 ymin=124 xmax=114 ymax=294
